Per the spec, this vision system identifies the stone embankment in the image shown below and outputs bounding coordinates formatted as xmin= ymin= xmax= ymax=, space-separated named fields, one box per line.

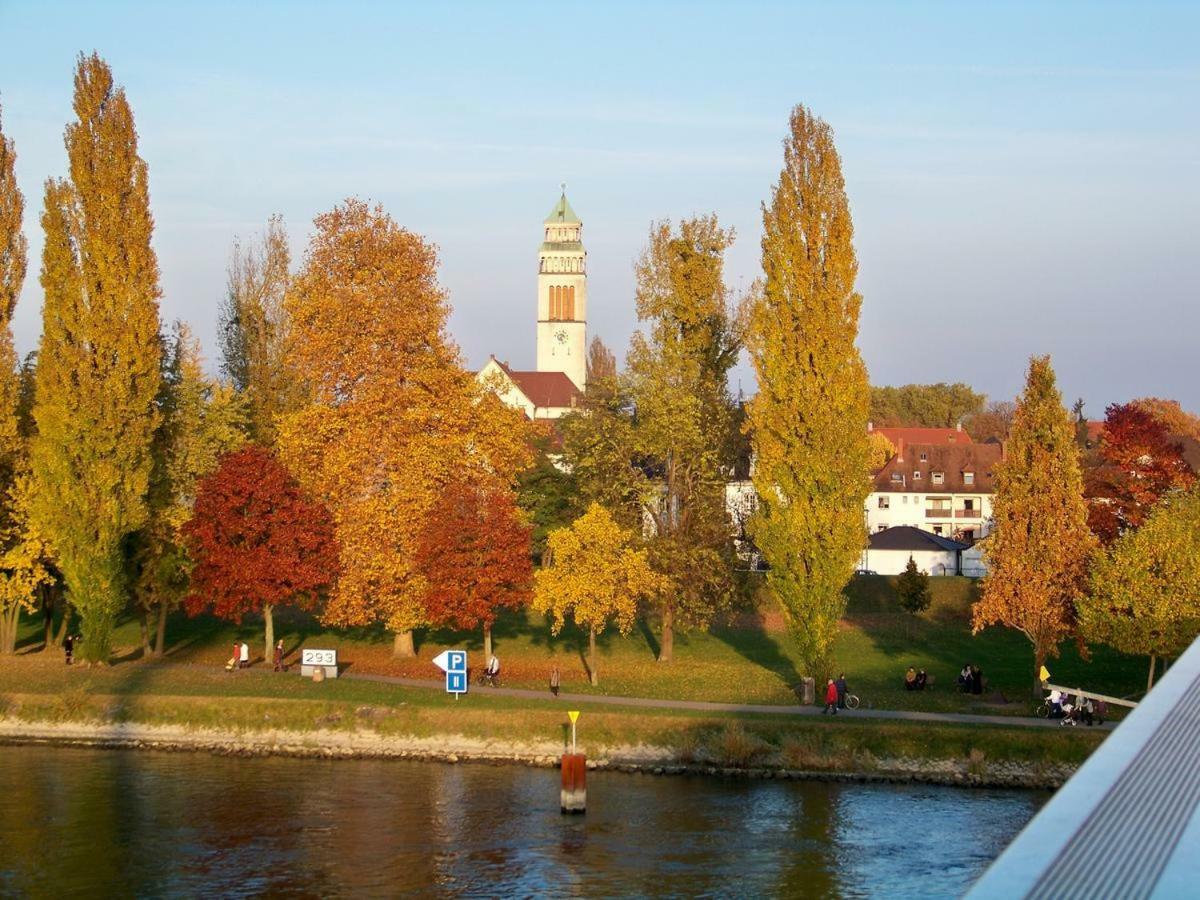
xmin=0 ymin=718 xmax=1073 ymax=790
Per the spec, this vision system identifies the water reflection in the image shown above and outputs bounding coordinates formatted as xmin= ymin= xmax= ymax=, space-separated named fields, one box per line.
xmin=0 ymin=747 xmax=1041 ymax=897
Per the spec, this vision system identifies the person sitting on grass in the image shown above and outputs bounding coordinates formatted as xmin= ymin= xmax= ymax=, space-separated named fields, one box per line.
xmin=915 ymin=669 xmax=928 ymax=691
xmin=823 ymin=678 xmax=839 ymax=715
xmin=905 ymin=667 xmax=917 ymax=691
xmin=958 ymin=664 xmax=972 ymax=693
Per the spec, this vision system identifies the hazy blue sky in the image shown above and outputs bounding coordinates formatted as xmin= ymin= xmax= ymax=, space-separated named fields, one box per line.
xmin=1 ymin=1 xmax=1197 ymax=410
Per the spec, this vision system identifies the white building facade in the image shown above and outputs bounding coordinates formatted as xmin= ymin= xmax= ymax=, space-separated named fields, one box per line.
xmin=536 ymin=192 xmax=587 ymax=392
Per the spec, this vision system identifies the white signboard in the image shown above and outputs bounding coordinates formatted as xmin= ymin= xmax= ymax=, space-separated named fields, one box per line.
xmin=300 ymin=648 xmax=338 ymax=678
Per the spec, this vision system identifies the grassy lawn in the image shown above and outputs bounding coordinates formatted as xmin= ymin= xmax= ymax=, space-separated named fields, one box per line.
xmin=9 ymin=575 xmax=1149 ymax=720
xmin=0 ymin=657 xmax=1104 ymax=771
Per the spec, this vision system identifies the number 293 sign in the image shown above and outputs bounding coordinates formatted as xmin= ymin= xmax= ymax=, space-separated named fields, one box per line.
xmin=301 ymin=648 xmax=337 ymax=667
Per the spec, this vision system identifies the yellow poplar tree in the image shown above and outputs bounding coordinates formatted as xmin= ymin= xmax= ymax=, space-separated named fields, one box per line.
xmin=1080 ymin=487 xmax=1200 ymax=692
xmin=279 ymin=199 xmax=530 ymax=657
xmin=973 ymin=356 xmax=1097 ymax=694
xmin=30 ymin=55 xmax=163 ymax=662
xmin=745 ymin=104 xmax=871 ymax=670
xmin=533 ymin=503 xmax=663 ymax=685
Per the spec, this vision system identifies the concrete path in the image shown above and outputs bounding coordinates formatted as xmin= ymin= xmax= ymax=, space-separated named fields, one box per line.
xmin=346 ymin=672 xmax=1115 ymax=731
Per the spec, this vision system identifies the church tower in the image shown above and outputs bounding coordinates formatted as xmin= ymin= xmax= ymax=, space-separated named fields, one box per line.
xmin=536 ymin=189 xmax=587 ymax=391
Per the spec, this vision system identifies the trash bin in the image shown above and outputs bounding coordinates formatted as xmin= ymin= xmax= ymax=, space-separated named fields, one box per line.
xmin=801 ymin=676 xmax=815 ymax=705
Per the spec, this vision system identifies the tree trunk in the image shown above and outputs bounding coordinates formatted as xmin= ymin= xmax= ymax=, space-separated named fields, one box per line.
xmin=393 ymin=630 xmax=415 ymax=658
xmin=659 ymin=605 xmax=674 ymax=662
xmin=483 ymin=624 xmax=492 ymax=662
xmin=0 ymin=608 xmax=16 ymax=654
xmin=263 ymin=604 xmax=274 ymax=669
xmin=1033 ymin=647 xmax=1046 ymax=698
xmin=154 ymin=604 xmax=168 ymax=658
xmin=139 ymin=611 xmax=151 ymax=657
xmin=41 ymin=586 xmax=54 ymax=649
xmin=53 ymin=605 xmax=71 ymax=647
xmin=588 ymin=626 xmax=598 ymax=686
xmin=1147 ymin=653 xmax=1157 ymax=693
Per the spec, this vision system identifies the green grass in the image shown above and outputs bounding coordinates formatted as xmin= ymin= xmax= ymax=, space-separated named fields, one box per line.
xmin=13 ymin=575 xmax=1149 ymax=720
xmin=0 ymin=660 xmax=1103 ymax=772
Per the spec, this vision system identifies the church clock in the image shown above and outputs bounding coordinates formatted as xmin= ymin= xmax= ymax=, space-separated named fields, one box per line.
xmin=555 ymin=328 xmax=569 ymax=344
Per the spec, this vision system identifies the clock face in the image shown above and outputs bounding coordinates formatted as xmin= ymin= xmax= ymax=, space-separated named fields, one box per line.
xmin=555 ymin=329 xmax=568 ymax=344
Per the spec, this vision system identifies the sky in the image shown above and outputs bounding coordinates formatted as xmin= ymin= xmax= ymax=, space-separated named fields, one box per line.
xmin=1 ymin=1 xmax=1197 ymax=411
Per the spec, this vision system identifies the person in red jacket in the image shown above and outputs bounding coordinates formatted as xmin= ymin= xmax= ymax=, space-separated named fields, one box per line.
xmin=823 ymin=678 xmax=839 ymax=715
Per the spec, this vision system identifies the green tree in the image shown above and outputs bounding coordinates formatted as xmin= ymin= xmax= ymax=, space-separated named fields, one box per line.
xmin=1080 ymin=487 xmax=1200 ymax=692
xmin=517 ymin=427 xmax=577 ymax=564
xmin=869 ymin=383 xmax=984 ymax=428
xmin=972 ymin=356 xmax=1097 ymax=695
xmin=133 ymin=322 xmax=246 ymax=656
xmin=30 ymin=55 xmax=163 ymax=662
xmin=218 ymin=214 xmax=301 ymax=444
xmin=896 ymin=556 xmax=931 ymax=636
xmin=744 ymin=104 xmax=871 ymax=671
xmin=627 ymin=215 xmax=741 ymax=660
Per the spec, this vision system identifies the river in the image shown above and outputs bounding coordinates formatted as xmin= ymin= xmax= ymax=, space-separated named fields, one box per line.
xmin=0 ymin=746 xmax=1041 ymax=897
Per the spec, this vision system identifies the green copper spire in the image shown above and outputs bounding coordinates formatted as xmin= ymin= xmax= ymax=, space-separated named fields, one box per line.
xmin=544 ymin=187 xmax=581 ymax=225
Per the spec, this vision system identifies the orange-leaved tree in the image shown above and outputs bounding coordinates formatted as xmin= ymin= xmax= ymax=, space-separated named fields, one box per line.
xmin=972 ymin=356 xmax=1097 ymax=695
xmin=414 ymin=480 xmax=532 ymax=661
xmin=279 ymin=200 xmax=531 ymax=657
xmin=184 ymin=445 xmax=337 ymax=666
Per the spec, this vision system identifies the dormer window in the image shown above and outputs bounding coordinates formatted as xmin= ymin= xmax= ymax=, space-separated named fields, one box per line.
xmin=932 ymin=472 xmax=944 ymax=485
xmin=913 ymin=471 xmax=922 ymax=480
xmin=891 ymin=472 xmax=904 ymax=482
xmin=963 ymin=472 xmax=975 ymax=486
xmin=920 ymin=452 xmax=928 ymax=461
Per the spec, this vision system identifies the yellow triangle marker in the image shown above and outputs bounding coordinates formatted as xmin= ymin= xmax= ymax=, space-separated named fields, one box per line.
xmin=567 ymin=710 xmax=580 ymax=723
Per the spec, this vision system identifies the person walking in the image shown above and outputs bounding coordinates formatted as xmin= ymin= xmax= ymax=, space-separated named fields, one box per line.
xmin=823 ymin=678 xmax=839 ymax=715
xmin=273 ymin=640 xmax=285 ymax=672
xmin=63 ymin=634 xmax=75 ymax=666
xmin=836 ymin=673 xmax=848 ymax=710
xmin=239 ymin=641 xmax=250 ymax=669
xmin=550 ymin=666 xmax=561 ymax=698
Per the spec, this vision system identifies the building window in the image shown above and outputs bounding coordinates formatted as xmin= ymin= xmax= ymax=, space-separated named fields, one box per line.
xmin=963 ymin=498 xmax=976 ymax=513
xmin=932 ymin=472 xmax=944 ymax=485
xmin=933 ymin=525 xmax=944 ymax=536
xmin=963 ymin=472 xmax=974 ymax=485
xmin=902 ymin=495 xmax=908 ymax=504
xmin=878 ymin=497 xmax=890 ymax=509
xmin=566 ymin=285 xmax=575 ymax=320
xmin=913 ymin=471 xmax=922 ymax=480
xmin=920 ymin=452 xmax=928 ymax=461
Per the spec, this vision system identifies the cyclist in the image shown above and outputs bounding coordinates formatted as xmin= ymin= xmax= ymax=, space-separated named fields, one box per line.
xmin=485 ymin=653 xmax=500 ymax=686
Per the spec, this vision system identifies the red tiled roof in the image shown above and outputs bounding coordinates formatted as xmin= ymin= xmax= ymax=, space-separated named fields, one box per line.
xmin=873 ymin=442 xmax=1003 ymax=493
xmin=496 ymin=360 xmax=582 ymax=410
xmin=871 ymin=426 xmax=973 ymax=446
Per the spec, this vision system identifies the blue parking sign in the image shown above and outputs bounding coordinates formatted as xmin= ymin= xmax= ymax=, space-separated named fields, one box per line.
xmin=447 ymin=650 xmax=467 ymax=673
xmin=446 ymin=670 xmax=467 ymax=694
xmin=433 ymin=649 xmax=469 ymax=695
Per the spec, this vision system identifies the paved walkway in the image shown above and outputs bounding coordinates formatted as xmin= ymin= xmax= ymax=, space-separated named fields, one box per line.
xmin=346 ymin=672 xmax=1114 ymax=730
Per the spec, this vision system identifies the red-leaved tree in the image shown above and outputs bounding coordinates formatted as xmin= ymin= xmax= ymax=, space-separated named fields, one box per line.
xmin=414 ymin=481 xmax=532 ymax=661
xmin=184 ymin=445 xmax=338 ymax=666
xmin=1085 ymin=403 xmax=1196 ymax=544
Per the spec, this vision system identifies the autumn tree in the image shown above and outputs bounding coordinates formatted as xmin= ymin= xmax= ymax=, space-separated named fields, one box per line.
xmin=1080 ymin=487 xmax=1200 ymax=692
xmin=1131 ymin=397 xmax=1200 ymax=441
xmin=184 ymin=445 xmax=336 ymax=664
xmin=869 ymin=383 xmax=984 ymax=428
xmin=972 ymin=356 xmax=1097 ymax=694
xmin=218 ymin=215 xmax=302 ymax=443
xmin=558 ymin=376 xmax=642 ymax=525
xmin=585 ymin=335 xmax=617 ymax=386
xmin=0 ymin=108 xmax=53 ymax=654
xmin=867 ymin=431 xmax=895 ymax=471
xmin=133 ymin=323 xmax=246 ymax=656
xmin=414 ymin=481 xmax=532 ymax=659
xmin=533 ymin=503 xmax=662 ymax=685
xmin=279 ymin=200 xmax=531 ymax=658
xmin=30 ymin=55 xmax=163 ymax=662
xmin=744 ymin=104 xmax=871 ymax=670
xmin=1084 ymin=403 xmax=1195 ymax=545
xmin=626 ymin=215 xmax=742 ymax=660
xmin=966 ymin=400 xmax=1017 ymax=444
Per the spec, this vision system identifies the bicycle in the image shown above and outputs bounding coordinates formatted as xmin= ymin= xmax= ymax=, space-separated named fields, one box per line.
xmin=476 ymin=670 xmax=501 ymax=688
xmin=844 ymin=694 xmax=861 ymax=710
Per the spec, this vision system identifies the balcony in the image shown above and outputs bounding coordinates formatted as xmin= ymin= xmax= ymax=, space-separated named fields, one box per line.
xmin=925 ymin=509 xmax=952 ymax=519
xmin=955 ymin=508 xmax=981 ymax=519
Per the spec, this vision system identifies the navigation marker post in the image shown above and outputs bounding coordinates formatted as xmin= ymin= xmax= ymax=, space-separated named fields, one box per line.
xmin=432 ymin=650 xmax=468 ymax=698
xmin=561 ymin=710 xmax=586 ymax=814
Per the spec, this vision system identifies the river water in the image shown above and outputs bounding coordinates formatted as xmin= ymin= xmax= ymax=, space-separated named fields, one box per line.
xmin=0 ymin=746 xmax=1040 ymax=898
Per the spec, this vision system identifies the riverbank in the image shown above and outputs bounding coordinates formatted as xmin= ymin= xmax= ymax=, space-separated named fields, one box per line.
xmin=0 ymin=712 xmax=1084 ymax=790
